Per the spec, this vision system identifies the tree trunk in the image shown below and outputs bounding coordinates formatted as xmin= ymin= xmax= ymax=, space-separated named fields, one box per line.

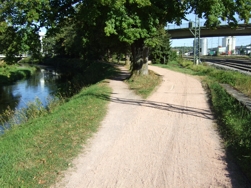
xmin=107 ymin=49 xmax=112 ymax=62
xmin=125 ymin=53 xmax=130 ymax=66
xmin=131 ymin=41 xmax=149 ymax=75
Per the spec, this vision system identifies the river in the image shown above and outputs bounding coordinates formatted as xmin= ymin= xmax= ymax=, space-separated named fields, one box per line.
xmin=0 ymin=66 xmax=61 ymax=133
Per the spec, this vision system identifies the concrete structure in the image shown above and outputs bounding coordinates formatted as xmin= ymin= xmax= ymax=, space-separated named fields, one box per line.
xmin=236 ymin=45 xmax=251 ymax=55
xmin=39 ymin=34 xmax=45 ymax=53
xmin=200 ymin=38 xmax=208 ymax=55
xmin=167 ymin=23 xmax=251 ymax=39
xmin=193 ymin=38 xmax=208 ymax=56
xmin=246 ymin=46 xmax=251 ymax=54
xmin=222 ymin=36 xmax=236 ymax=54
xmin=218 ymin=47 xmax=227 ymax=54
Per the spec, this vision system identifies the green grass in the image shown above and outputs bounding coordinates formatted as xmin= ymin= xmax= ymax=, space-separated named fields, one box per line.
xmin=125 ymin=70 xmax=162 ymax=99
xmin=0 ymin=97 xmax=64 ymax=126
xmin=0 ymin=83 xmax=111 ymax=187
xmin=155 ymin=59 xmax=251 ymax=181
xmin=0 ymin=62 xmax=117 ymax=187
xmin=179 ymin=59 xmax=251 ymax=97
xmin=155 ymin=60 xmax=196 ymax=75
xmin=208 ymin=81 xmax=251 ymax=180
xmin=156 ymin=59 xmax=251 ymax=98
xmin=0 ymin=62 xmax=36 ymax=85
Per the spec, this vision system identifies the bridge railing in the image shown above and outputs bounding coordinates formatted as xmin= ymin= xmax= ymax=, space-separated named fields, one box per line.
xmin=166 ymin=20 xmax=250 ymax=30
xmin=0 ymin=54 xmax=28 ymax=58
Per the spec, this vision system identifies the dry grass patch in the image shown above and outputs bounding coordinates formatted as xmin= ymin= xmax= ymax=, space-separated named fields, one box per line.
xmin=125 ymin=70 xmax=162 ymax=99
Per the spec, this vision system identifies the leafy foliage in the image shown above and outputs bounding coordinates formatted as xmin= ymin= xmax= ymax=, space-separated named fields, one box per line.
xmin=0 ymin=64 xmax=36 ymax=85
xmin=0 ymin=0 xmax=251 ymax=66
xmin=149 ymin=28 xmax=172 ymax=64
xmin=209 ymin=82 xmax=251 ymax=180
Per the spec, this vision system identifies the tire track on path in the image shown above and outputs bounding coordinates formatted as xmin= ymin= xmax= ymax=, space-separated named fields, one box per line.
xmin=53 ymin=65 xmax=247 ymax=188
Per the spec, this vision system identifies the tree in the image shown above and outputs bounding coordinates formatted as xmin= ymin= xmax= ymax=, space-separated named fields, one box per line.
xmin=149 ymin=28 xmax=172 ymax=64
xmin=0 ymin=0 xmax=78 ymax=63
xmin=93 ymin=0 xmax=186 ymax=74
xmin=43 ymin=19 xmax=85 ymax=58
xmin=240 ymin=46 xmax=245 ymax=55
xmin=0 ymin=0 xmax=251 ymax=70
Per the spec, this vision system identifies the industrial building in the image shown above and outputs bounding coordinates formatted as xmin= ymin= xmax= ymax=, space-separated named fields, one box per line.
xmin=222 ymin=36 xmax=236 ymax=54
xmin=193 ymin=38 xmax=208 ymax=56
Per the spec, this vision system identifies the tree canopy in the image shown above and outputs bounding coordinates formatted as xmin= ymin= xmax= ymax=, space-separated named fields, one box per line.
xmin=0 ymin=0 xmax=250 ymax=70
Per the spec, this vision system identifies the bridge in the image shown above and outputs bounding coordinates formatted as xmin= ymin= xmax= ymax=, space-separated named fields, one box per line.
xmin=0 ymin=54 xmax=28 ymax=60
xmin=167 ymin=21 xmax=251 ymax=39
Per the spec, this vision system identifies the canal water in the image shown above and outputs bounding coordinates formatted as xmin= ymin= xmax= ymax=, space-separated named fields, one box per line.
xmin=0 ymin=66 xmax=61 ymax=133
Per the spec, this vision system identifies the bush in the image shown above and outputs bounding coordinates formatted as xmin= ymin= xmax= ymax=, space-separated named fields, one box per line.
xmin=0 ymin=64 xmax=36 ymax=85
xmin=168 ymin=50 xmax=178 ymax=61
xmin=19 ymin=57 xmax=41 ymax=64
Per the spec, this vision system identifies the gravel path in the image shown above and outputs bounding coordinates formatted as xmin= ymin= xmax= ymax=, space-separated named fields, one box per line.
xmin=53 ymin=65 xmax=247 ymax=188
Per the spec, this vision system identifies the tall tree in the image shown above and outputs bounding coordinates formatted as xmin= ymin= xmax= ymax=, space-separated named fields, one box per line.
xmin=149 ymin=28 xmax=172 ymax=64
xmin=0 ymin=0 xmax=250 ymax=70
xmin=0 ymin=0 xmax=78 ymax=62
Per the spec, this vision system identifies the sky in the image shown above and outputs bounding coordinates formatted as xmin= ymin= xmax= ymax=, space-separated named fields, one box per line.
xmin=169 ymin=14 xmax=251 ymax=48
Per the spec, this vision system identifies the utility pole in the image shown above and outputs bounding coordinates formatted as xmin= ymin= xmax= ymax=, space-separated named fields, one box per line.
xmin=189 ymin=15 xmax=200 ymax=65
xmin=184 ymin=43 xmax=186 ymax=56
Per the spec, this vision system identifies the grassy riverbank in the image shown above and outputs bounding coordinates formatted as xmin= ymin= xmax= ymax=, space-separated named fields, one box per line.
xmin=0 ymin=62 xmax=118 ymax=187
xmin=155 ymin=59 xmax=251 ymax=181
xmin=1 ymin=59 xmax=250 ymax=186
xmin=0 ymin=61 xmax=36 ymax=85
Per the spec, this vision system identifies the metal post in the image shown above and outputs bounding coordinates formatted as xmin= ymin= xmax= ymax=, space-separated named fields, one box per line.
xmin=197 ymin=17 xmax=200 ymax=64
xmin=193 ymin=38 xmax=196 ymax=64
xmin=189 ymin=15 xmax=201 ymax=65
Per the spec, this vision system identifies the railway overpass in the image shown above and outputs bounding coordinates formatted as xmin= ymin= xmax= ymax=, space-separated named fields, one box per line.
xmin=167 ymin=22 xmax=251 ymax=39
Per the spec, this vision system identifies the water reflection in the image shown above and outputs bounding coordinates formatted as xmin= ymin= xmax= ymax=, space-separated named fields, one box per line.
xmin=0 ymin=67 xmax=60 ymax=130
xmin=0 ymin=85 xmax=21 ymax=115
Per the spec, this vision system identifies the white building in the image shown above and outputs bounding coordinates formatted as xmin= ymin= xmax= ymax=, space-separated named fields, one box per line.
xmin=193 ymin=38 xmax=208 ymax=56
xmin=218 ymin=47 xmax=227 ymax=54
xmin=200 ymin=38 xmax=208 ymax=55
xmin=39 ymin=33 xmax=45 ymax=53
xmin=222 ymin=36 xmax=236 ymax=54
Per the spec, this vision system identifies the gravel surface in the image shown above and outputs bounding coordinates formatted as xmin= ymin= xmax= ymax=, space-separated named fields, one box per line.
xmin=53 ymin=65 xmax=248 ymax=188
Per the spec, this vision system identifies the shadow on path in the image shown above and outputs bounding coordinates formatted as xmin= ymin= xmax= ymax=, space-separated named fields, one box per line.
xmin=91 ymin=93 xmax=214 ymax=120
xmin=106 ymin=64 xmax=251 ymax=187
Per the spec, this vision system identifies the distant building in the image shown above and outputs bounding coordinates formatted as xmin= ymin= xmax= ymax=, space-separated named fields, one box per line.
xmin=236 ymin=45 xmax=251 ymax=55
xmin=218 ymin=47 xmax=227 ymax=54
xmin=200 ymin=38 xmax=208 ymax=56
xmin=222 ymin=36 xmax=236 ymax=54
xmin=193 ymin=38 xmax=208 ymax=56
xmin=39 ymin=34 xmax=45 ymax=53
xmin=247 ymin=46 xmax=251 ymax=54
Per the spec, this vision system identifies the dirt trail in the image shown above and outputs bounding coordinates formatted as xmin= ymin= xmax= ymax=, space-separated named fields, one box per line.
xmin=53 ymin=65 xmax=247 ymax=188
